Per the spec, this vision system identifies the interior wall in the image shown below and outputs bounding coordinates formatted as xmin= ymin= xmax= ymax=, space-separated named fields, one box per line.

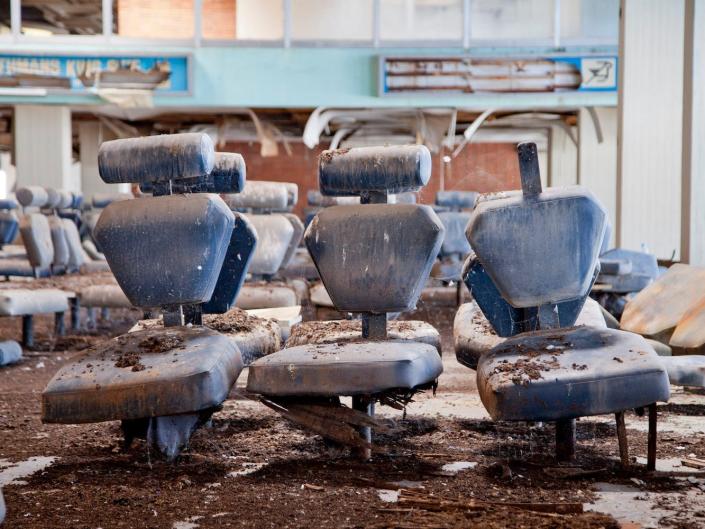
xmin=579 ymin=107 xmax=618 ymax=248
xmin=222 ymin=141 xmax=521 ymax=215
xmin=618 ymin=0 xmax=685 ymax=259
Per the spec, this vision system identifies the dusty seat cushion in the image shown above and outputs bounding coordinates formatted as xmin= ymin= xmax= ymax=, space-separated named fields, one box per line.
xmin=80 ymin=260 xmax=111 ymax=274
xmin=247 ymin=341 xmax=442 ymax=397
xmin=0 ymin=289 xmax=69 ymax=316
xmin=662 ymin=355 xmax=705 ymax=387
xmin=78 ymin=285 xmax=132 ymax=308
xmin=42 ymin=327 xmax=243 ymax=424
xmin=236 ymin=284 xmax=298 ymax=309
xmin=0 ymin=258 xmax=40 ymax=277
xmin=131 ymin=309 xmax=282 ymax=366
xmin=286 ymin=319 xmax=441 ymax=354
xmin=454 ymin=298 xmax=607 ymax=369
xmin=476 ymin=326 xmax=670 ymax=422
xmin=453 ymin=301 xmax=504 ymax=369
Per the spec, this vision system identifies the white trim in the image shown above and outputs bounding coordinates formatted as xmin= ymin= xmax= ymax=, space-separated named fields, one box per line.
xmin=554 ymin=0 xmax=561 ymax=48
xmin=193 ymin=0 xmax=203 ymax=47
xmin=283 ymin=0 xmax=292 ymax=48
xmin=463 ymin=0 xmax=471 ymax=49
xmin=102 ymin=0 xmax=113 ymax=38
xmin=372 ymin=0 xmax=380 ymax=48
xmin=10 ymin=0 xmax=20 ymax=40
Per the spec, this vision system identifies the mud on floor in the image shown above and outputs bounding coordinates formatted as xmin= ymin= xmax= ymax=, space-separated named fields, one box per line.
xmin=0 ymin=283 xmax=704 ymax=528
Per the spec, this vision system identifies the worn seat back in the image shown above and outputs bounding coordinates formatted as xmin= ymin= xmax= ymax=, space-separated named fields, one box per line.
xmin=0 ymin=199 xmax=18 ymax=247
xmin=307 ymin=145 xmax=444 ymax=321
xmin=465 ymin=143 xmax=606 ymax=330
xmin=436 ymin=190 xmax=478 ymax=211
xmin=95 ymin=133 xmax=252 ymax=321
xmin=437 ymin=211 xmax=472 ymax=258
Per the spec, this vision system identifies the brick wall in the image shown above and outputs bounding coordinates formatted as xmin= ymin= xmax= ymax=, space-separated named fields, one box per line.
xmin=222 ymin=141 xmax=521 ymax=216
xmin=117 ymin=0 xmax=235 ymax=39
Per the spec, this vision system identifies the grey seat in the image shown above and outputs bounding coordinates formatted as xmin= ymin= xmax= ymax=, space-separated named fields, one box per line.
xmin=477 ymin=327 xmax=670 ymax=421
xmin=131 ymin=308 xmax=282 ymax=366
xmin=0 ymin=288 xmax=70 ymax=347
xmin=597 ymin=248 xmax=659 ymax=293
xmin=247 ymin=144 xmax=444 ymax=458
xmin=286 ymin=319 xmax=441 ymax=354
xmin=43 ymin=133 xmax=260 ymax=459
xmin=221 ymin=181 xmax=301 ymax=310
xmin=453 ymin=297 xmax=607 ymax=369
xmin=456 ymin=142 xmax=669 ymax=468
xmin=43 ymin=327 xmax=241 ymax=424
xmin=248 ymin=342 xmax=440 ymax=397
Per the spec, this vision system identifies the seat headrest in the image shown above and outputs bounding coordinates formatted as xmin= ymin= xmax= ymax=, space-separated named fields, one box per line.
xmin=92 ymin=192 xmax=134 ymax=208
xmin=466 ymin=142 xmax=606 ymax=308
xmin=306 ymin=204 xmax=444 ymax=313
xmin=0 ymin=198 xmax=17 ymax=210
xmin=56 ymin=190 xmax=73 ymax=210
xmin=142 ymin=152 xmax=246 ymax=195
xmin=16 ymin=186 xmax=48 ymax=208
xmin=436 ymin=190 xmax=478 ymax=210
xmin=98 ymin=132 xmax=215 ymax=184
xmin=254 ymin=181 xmax=297 ymax=208
xmin=45 ymin=188 xmax=61 ymax=209
xmin=319 ymin=145 xmax=432 ymax=196
xmin=222 ymin=181 xmax=289 ymax=211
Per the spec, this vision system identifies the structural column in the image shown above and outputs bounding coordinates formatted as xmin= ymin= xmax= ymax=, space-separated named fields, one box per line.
xmin=681 ymin=0 xmax=705 ymax=266
xmin=13 ymin=105 xmax=75 ymax=191
xmin=617 ymin=0 xmax=685 ymax=260
xmin=78 ymin=121 xmax=129 ymax=198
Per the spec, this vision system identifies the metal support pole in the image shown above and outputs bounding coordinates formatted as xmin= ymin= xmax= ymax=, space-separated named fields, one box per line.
xmin=647 ymin=403 xmax=657 ymax=471
xmin=518 ymin=142 xmax=543 ymax=197
xmin=54 ymin=311 xmax=66 ymax=337
xmin=86 ymin=307 xmax=96 ymax=329
xmin=361 ymin=313 xmax=387 ymax=340
xmin=70 ymin=297 xmax=80 ymax=331
xmin=22 ymin=315 xmax=33 ymax=348
xmin=615 ymin=411 xmax=629 ymax=467
xmin=352 ymin=395 xmax=373 ymax=461
xmin=555 ymin=418 xmax=576 ymax=462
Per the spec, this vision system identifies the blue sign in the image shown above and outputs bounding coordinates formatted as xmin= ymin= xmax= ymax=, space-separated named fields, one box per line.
xmin=0 ymin=53 xmax=190 ymax=94
xmin=380 ymin=55 xmax=618 ymax=96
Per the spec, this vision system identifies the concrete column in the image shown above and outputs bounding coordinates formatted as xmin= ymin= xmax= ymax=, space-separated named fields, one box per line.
xmin=13 ymin=105 xmax=75 ymax=191
xmin=578 ymin=107 xmax=618 ymax=249
xmin=618 ymin=0 xmax=685 ymax=260
xmin=78 ymin=121 xmax=130 ymax=198
xmin=681 ymin=0 xmax=705 ymax=265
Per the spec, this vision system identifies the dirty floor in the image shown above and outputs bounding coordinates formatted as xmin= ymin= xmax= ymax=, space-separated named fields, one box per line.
xmin=1 ymin=282 xmax=705 ymax=528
